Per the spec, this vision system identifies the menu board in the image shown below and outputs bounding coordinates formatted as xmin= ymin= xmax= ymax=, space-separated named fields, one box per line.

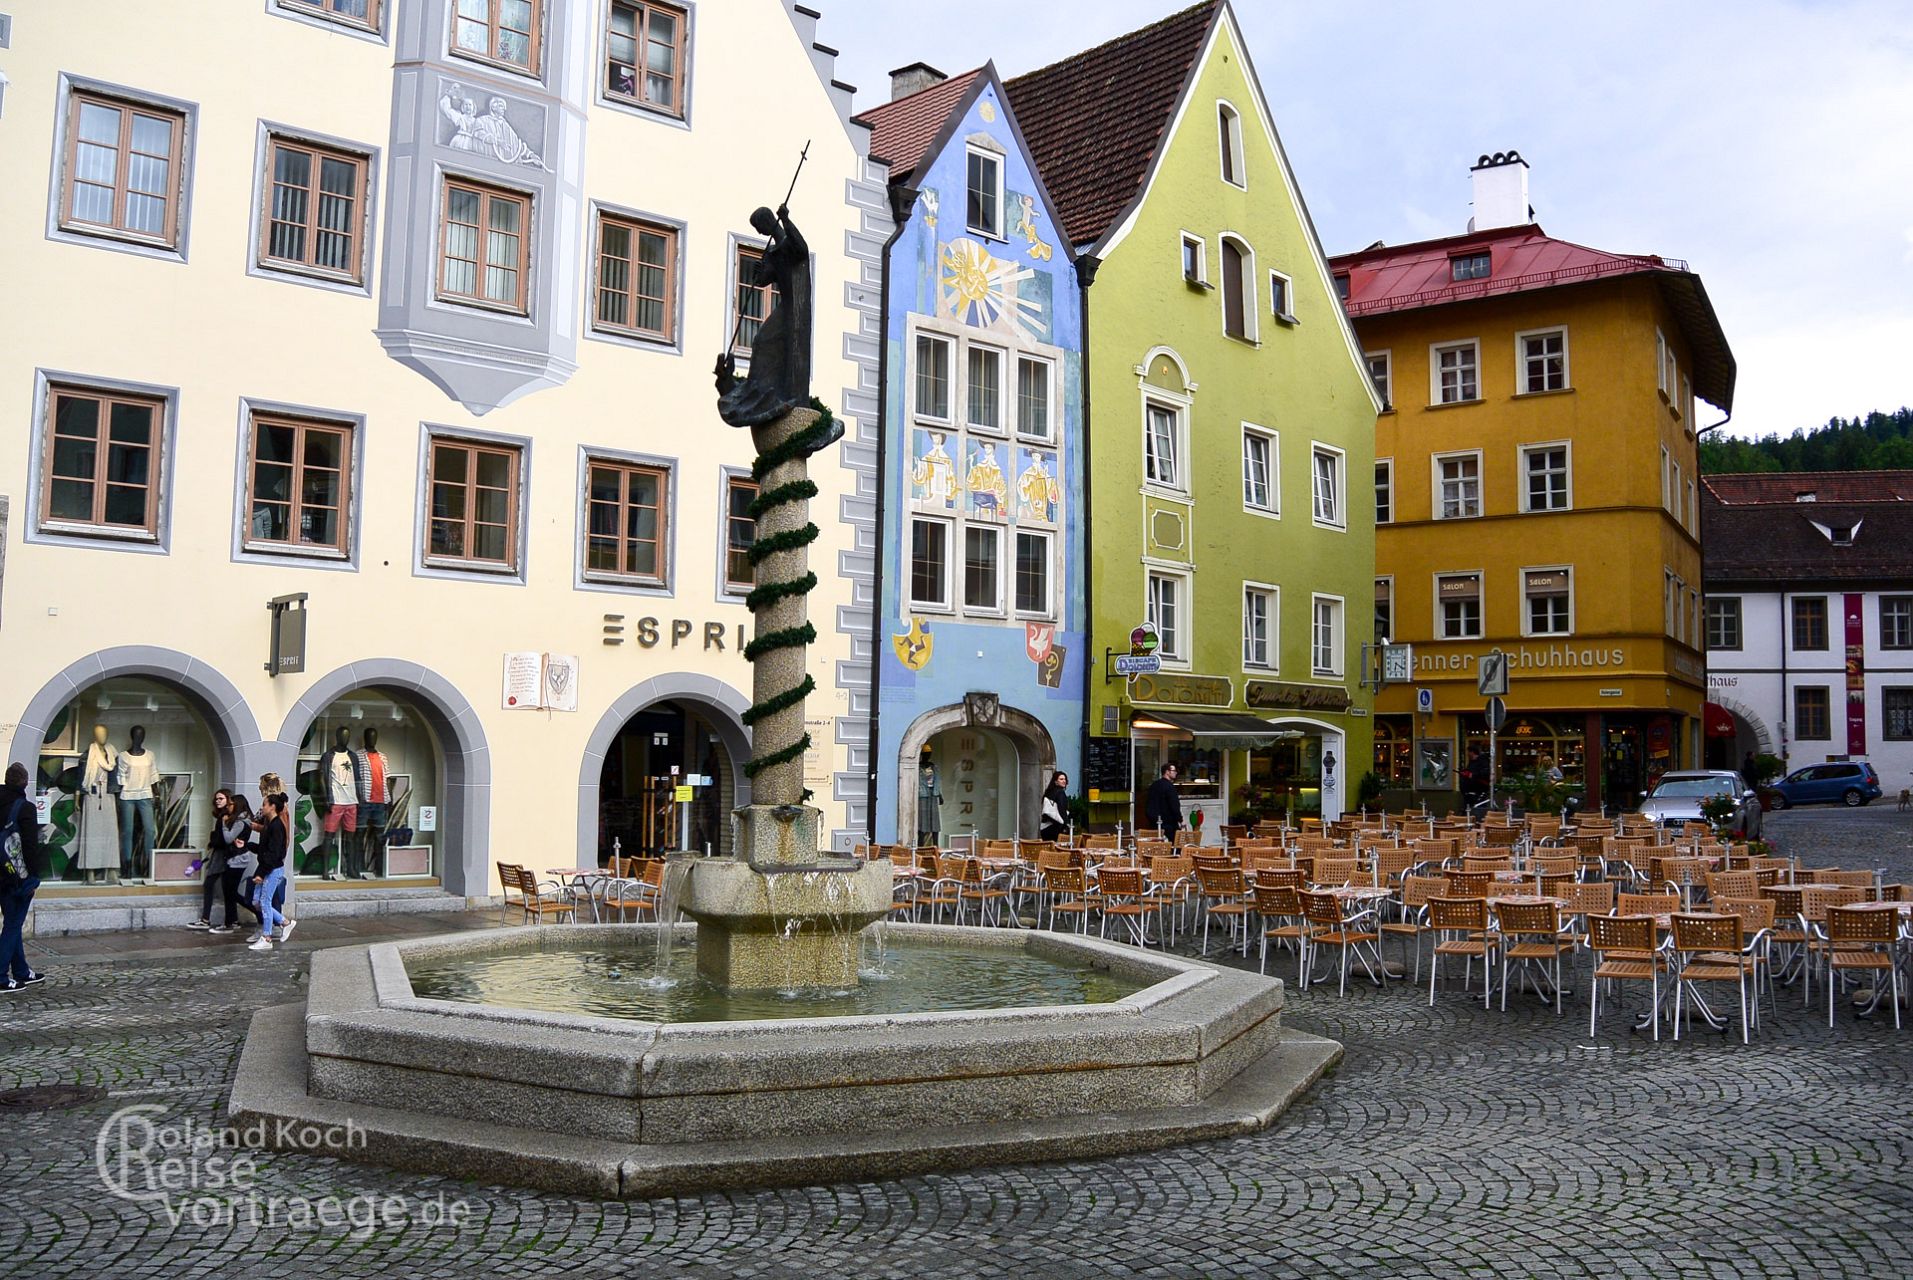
xmin=1085 ymin=737 xmax=1132 ymax=796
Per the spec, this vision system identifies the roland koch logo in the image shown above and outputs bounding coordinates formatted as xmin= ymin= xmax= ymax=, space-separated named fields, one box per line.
xmin=96 ymin=1104 xmax=472 ymax=1234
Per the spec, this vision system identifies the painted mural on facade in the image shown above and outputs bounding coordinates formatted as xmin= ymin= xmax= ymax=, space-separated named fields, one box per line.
xmin=872 ymin=75 xmax=1087 ymax=845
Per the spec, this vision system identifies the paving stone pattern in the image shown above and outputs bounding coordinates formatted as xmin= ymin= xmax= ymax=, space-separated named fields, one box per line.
xmin=1 ymin=810 xmax=1909 ymax=1278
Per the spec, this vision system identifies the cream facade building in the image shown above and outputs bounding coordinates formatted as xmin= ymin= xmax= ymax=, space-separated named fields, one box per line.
xmin=0 ymin=0 xmax=892 ymax=930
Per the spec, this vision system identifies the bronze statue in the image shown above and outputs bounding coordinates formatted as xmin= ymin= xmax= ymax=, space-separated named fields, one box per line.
xmin=714 ymin=203 xmax=841 ymax=454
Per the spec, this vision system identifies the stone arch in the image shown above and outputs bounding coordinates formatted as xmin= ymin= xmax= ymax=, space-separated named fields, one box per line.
xmin=576 ymin=673 xmax=753 ymax=860
xmin=895 ymin=697 xmax=1059 ymax=843
xmin=6 ymin=645 xmax=268 ymax=790
xmin=1706 ymin=693 xmax=1775 ymax=757
xmin=277 ymin=661 xmax=491 ymax=898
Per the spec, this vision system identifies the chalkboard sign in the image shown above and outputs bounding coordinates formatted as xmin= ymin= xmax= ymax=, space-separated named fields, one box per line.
xmin=1086 ymin=737 xmax=1132 ymax=795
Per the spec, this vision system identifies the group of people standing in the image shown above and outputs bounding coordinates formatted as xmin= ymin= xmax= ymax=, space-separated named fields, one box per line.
xmin=189 ymin=772 xmax=296 ymax=951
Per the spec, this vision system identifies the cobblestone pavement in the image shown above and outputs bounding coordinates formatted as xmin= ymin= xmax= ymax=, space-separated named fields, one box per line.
xmin=4 ymin=820 xmax=1912 ymax=1280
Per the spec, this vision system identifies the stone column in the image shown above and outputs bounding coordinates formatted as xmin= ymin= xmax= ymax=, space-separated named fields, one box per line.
xmin=745 ymin=405 xmax=820 ymax=809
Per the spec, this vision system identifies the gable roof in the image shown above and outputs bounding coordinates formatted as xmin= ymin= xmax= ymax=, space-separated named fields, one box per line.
xmin=1330 ymin=223 xmax=1737 ymax=412
xmin=1706 ymin=471 xmax=1913 ymax=505
xmin=852 ymin=69 xmax=985 ymax=186
xmin=1005 ymin=1 xmax=1221 ymax=248
xmin=1703 ymin=475 xmax=1913 ymax=587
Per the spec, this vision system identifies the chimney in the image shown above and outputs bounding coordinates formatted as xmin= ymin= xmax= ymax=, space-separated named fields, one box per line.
xmin=889 ymin=61 xmax=948 ymax=101
xmin=1469 ymin=151 xmax=1531 ymax=231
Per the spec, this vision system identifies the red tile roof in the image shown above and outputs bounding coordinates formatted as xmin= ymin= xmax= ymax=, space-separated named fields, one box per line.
xmin=1006 ymin=1 xmax=1220 ymax=248
xmin=1705 ymin=471 xmax=1913 ymax=505
xmin=853 ymin=69 xmax=984 ymax=186
xmin=1329 ymin=223 xmax=1736 ymax=412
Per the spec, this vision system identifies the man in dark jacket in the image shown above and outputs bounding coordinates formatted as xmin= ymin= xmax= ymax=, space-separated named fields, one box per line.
xmin=1144 ymin=763 xmax=1182 ymax=839
xmin=0 ymin=763 xmax=49 ymax=991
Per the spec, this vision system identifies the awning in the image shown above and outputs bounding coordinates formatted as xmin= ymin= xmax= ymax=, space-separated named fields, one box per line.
xmin=1131 ymin=710 xmax=1303 ymax=750
xmin=1703 ymin=702 xmax=1738 ymax=738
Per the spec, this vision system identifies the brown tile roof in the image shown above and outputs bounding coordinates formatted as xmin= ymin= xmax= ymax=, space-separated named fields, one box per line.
xmin=853 ymin=69 xmax=984 ymax=186
xmin=1705 ymin=471 xmax=1913 ymax=505
xmin=1702 ymin=475 xmax=1913 ymax=587
xmin=1006 ymin=1 xmax=1220 ymax=248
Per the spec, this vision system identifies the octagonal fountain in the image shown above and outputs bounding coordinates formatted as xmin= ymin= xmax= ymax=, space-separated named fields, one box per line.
xmin=227 ymin=202 xmax=1338 ymax=1195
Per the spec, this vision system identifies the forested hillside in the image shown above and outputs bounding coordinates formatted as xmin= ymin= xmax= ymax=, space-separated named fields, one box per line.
xmin=1701 ymin=408 xmax=1913 ymax=473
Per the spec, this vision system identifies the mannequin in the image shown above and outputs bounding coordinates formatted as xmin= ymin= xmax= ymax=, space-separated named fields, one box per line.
xmin=78 ymin=723 xmax=120 ymax=883
xmin=355 ymin=726 xmax=390 ymax=880
xmin=316 ymin=727 xmax=364 ymax=880
xmin=116 ymin=724 xmax=159 ymax=881
xmin=916 ymin=758 xmax=943 ymax=846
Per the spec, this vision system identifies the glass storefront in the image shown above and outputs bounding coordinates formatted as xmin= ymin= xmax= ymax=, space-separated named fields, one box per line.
xmin=294 ymin=688 xmax=442 ymax=880
xmin=34 ymin=677 xmax=219 ymax=884
xmin=1373 ymin=716 xmax=1413 ymax=786
xmin=1461 ymin=713 xmax=1587 ymax=790
xmin=597 ymin=700 xmax=738 ymax=859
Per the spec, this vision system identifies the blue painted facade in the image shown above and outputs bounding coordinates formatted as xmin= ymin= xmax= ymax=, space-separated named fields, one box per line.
xmin=872 ymin=72 xmax=1087 ymax=844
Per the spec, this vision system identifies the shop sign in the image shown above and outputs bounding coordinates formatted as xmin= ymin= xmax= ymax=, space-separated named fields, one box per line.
xmin=1417 ymin=644 xmax=1627 ymax=675
xmin=603 ymin=615 xmax=749 ymax=653
xmin=266 ymin=593 xmax=308 ymax=678
xmin=1245 ymin=680 xmax=1350 ymax=713
xmin=1129 ymin=624 xmax=1160 ymax=657
xmin=1114 ymin=654 xmax=1161 ymax=675
xmin=1128 ymin=673 xmax=1231 ymax=706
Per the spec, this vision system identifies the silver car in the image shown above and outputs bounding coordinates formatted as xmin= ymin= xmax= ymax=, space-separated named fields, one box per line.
xmin=1636 ymin=770 xmax=1763 ymax=839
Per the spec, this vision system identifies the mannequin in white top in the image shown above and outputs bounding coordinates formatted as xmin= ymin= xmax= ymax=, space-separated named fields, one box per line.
xmin=316 ymin=727 xmax=365 ymax=880
xmin=77 ymin=723 xmax=120 ymax=882
xmin=116 ymin=724 xmax=160 ymax=881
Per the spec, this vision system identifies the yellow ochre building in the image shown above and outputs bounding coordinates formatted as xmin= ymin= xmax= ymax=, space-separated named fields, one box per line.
xmin=1330 ymin=153 xmax=1735 ymax=812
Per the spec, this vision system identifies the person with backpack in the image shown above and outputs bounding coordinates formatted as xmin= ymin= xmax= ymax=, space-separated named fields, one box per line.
xmin=0 ymin=762 xmax=49 ymax=992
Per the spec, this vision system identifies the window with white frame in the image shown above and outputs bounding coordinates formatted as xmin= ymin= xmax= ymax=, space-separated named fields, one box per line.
xmin=1521 ymin=443 xmax=1570 ymax=512
xmin=1217 ymin=103 xmax=1244 ymax=186
xmin=1882 ymin=596 xmax=1913 ymax=649
xmin=1686 ymin=479 xmax=1696 ymax=531
xmin=1433 ymin=340 xmax=1479 ymax=404
xmin=962 ymin=524 xmax=1002 ymax=612
xmin=1364 ymin=351 xmax=1391 ymax=409
xmin=1220 ymin=236 xmax=1254 ymax=340
xmin=1144 ymin=400 xmax=1181 ymax=489
xmin=1013 ymin=530 xmax=1052 ymax=617
xmin=913 ymin=333 xmax=952 ymax=422
xmin=1015 ymin=355 xmax=1052 ymax=441
xmin=1523 ymin=569 xmax=1572 ymax=636
xmin=1181 ymin=233 xmax=1206 ymax=284
xmin=1656 ymin=329 xmax=1668 ymax=394
xmin=1519 ymin=328 xmax=1568 ymax=393
xmin=965 ymin=343 xmax=1004 ymax=433
xmin=1269 ymin=270 xmax=1295 ymax=323
xmin=1147 ymin=571 xmax=1186 ymax=661
xmin=1660 ymin=446 xmax=1671 ymax=509
xmin=1667 ymin=350 xmax=1679 ymax=409
xmin=1669 ymin=458 xmax=1682 ymax=515
xmin=1682 ymin=373 xmax=1694 ymax=424
xmin=1312 ymin=445 xmax=1344 ymax=527
xmin=965 ymin=146 xmax=1002 ymax=239
xmin=1664 ymin=571 xmax=1676 ymax=637
xmin=1243 ymin=584 xmax=1274 ymax=669
xmin=1374 ymin=459 xmax=1393 ymax=525
xmin=909 ymin=516 xmax=950 ymax=609
xmin=1241 ymin=426 xmax=1276 ymax=514
xmin=1705 ymin=596 xmax=1742 ymax=650
xmin=1434 ymin=452 xmax=1481 ymax=519
xmin=1312 ymin=595 xmax=1344 ymax=677
xmin=1437 ymin=573 xmax=1482 ymax=639
xmin=1374 ymin=577 xmax=1393 ymax=644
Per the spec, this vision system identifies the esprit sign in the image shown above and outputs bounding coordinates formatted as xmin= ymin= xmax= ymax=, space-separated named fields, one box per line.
xmin=1127 ymin=673 xmax=1232 ymax=706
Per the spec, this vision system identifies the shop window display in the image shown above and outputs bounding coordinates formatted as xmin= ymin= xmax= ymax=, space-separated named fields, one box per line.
xmin=34 ymin=678 xmax=218 ymax=884
xmin=293 ymin=689 xmax=440 ymax=880
xmin=1461 ymin=714 xmax=1586 ymax=791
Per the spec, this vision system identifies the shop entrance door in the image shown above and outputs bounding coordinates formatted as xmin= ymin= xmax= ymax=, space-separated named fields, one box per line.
xmin=598 ymin=701 xmax=736 ymax=859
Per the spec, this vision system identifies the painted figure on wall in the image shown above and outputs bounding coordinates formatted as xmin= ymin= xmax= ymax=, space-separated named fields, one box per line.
xmin=1017 ymin=451 xmax=1060 ymax=523
xmin=893 ymin=617 xmax=934 ymax=671
xmin=912 ymin=430 xmax=958 ymax=507
xmin=967 ymin=443 xmax=1008 ymax=519
xmin=439 ymin=85 xmax=549 ymax=169
xmin=918 ymin=187 xmax=939 ymax=231
xmin=1010 ymin=193 xmax=1053 ymax=261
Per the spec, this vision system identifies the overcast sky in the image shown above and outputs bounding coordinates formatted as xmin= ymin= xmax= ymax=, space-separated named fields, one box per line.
xmin=816 ymin=0 xmax=1913 ymax=440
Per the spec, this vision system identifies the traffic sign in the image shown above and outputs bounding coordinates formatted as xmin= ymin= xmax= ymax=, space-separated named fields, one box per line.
xmin=1416 ymin=687 xmax=1434 ymax=715
xmin=1486 ymin=695 xmax=1508 ymax=732
xmin=1115 ymin=654 xmax=1162 ymax=676
xmin=1477 ymin=649 xmax=1510 ymax=697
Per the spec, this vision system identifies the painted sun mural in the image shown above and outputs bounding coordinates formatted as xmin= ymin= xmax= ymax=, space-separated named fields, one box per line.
xmin=939 ymin=237 xmax=1044 ymax=339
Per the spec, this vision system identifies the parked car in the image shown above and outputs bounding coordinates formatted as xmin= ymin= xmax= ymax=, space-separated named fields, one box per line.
xmin=1766 ymin=761 xmax=1883 ymax=808
xmin=1636 ymin=770 xmax=1763 ymax=838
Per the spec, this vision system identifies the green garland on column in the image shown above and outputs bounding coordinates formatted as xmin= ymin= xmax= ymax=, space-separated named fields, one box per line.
xmin=740 ymin=399 xmax=839 ymax=795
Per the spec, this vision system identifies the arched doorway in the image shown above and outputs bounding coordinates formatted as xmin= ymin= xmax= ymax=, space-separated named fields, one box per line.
xmin=1703 ymin=696 xmax=1773 ymax=771
xmin=577 ymin=675 xmax=752 ymax=863
xmin=7 ymin=648 xmax=265 ymax=886
xmin=289 ymin=688 xmax=444 ymax=882
xmin=278 ymin=661 xmax=490 ymax=898
xmin=895 ymin=696 xmax=1057 ymax=846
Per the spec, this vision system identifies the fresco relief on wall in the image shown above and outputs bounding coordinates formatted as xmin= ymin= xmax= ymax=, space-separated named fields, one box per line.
xmin=436 ymin=79 xmax=550 ymax=169
xmin=966 ymin=442 xmax=1008 ymax=520
xmin=1016 ymin=449 xmax=1060 ymax=524
xmin=911 ymin=429 xmax=959 ymax=508
xmin=917 ymin=187 xmax=939 ymax=231
xmin=939 ymin=238 xmax=1043 ymax=339
xmin=1009 ymin=192 xmax=1053 ymax=261
xmin=892 ymin=617 xmax=934 ymax=671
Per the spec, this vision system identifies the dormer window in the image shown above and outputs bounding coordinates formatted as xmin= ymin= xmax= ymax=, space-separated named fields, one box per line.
xmin=1333 ymin=272 xmax=1351 ymax=301
xmin=1450 ymin=252 xmax=1491 ymax=281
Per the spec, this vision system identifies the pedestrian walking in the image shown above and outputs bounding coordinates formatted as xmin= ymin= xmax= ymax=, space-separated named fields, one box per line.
xmin=0 ymin=763 xmax=49 ymax=992
xmin=248 ymin=794 xmax=293 ymax=951
xmin=189 ymin=790 xmax=252 ymax=934
xmin=1145 ymin=763 xmax=1183 ymax=840
xmin=1039 ymin=771 xmax=1071 ymax=842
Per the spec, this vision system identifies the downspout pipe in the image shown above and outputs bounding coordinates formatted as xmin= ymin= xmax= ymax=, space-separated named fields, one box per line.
xmin=1076 ymin=253 xmax=1100 ymax=827
xmin=863 ymin=181 xmax=914 ymax=842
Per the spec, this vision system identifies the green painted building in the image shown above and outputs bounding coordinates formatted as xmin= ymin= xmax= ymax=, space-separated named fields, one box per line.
xmin=1009 ymin=1 xmax=1379 ymax=833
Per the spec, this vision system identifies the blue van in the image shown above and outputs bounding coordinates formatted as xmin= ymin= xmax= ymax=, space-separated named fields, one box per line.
xmin=1767 ymin=761 xmax=1883 ymax=808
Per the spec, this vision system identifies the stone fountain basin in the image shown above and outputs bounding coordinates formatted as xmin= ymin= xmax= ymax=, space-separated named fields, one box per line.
xmin=230 ymin=923 xmax=1342 ymax=1197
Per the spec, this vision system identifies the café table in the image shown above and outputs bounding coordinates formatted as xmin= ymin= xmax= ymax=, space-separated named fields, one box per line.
xmin=545 ymin=866 xmax=612 ymax=922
